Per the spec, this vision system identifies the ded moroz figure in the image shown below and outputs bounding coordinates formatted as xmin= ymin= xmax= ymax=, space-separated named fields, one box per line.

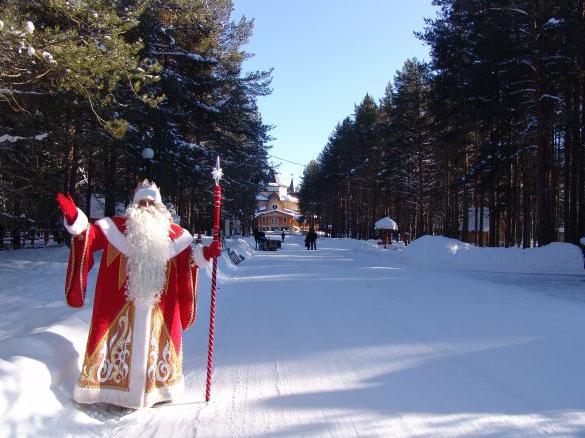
xmin=56 ymin=180 xmax=221 ymax=409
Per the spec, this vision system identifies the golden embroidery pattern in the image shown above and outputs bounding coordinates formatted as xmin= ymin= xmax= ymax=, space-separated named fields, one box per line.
xmin=65 ymin=233 xmax=76 ymax=298
xmin=106 ymin=244 xmax=128 ymax=290
xmin=79 ymin=226 xmax=90 ymax=301
xmin=145 ymin=306 xmax=182 ymax=393
xmin=163 ymin=258 xmax=176 ymax=292
xmin=185 ymin=259 xmax=197 ymax=329
xmin=78 ymin=303 xmax=134 ymax=391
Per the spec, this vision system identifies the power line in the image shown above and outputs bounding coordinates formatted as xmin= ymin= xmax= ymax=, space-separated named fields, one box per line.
xmin=268 ymin=154 xmax=307 ymax=167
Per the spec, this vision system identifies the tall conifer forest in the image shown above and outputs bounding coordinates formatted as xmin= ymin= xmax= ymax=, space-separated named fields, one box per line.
xmin=0 ymin=0 xmax=272 ymax=238
xmin=2 ymin=1 xmax=584 ymax=248
xmin=299 ymin=0 xmax=585 ymax=247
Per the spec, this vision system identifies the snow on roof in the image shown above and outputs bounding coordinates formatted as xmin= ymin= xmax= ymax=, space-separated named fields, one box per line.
xmin=281 ymin=195 xmax=299 ymax=203
xmin=374 ymin=217 xmax=398 ymax=230
xmin=254 ymin=209 xmax=300 ymax=219
xmin=256 ymin=194 xmax=268 ymax=201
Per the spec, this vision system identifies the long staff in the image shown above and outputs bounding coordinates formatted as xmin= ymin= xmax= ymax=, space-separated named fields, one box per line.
xmin=205 ymin=156 xmax=222 ymax=402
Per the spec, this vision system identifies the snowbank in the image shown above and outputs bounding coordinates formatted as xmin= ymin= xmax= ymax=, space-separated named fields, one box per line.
xmin=197 ymin=236 xmax=256 ymax=281
xmin=402 ymin=235 xmax=585 ymax=275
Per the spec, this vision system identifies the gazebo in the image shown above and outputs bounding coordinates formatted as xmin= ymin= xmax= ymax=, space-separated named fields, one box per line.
xmin=374 ymin=217 xmax=398 ymax=249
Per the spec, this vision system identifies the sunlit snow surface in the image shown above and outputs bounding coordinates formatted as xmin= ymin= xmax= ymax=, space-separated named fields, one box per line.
xmin=0 ymin=235 xmax=584 ymax=437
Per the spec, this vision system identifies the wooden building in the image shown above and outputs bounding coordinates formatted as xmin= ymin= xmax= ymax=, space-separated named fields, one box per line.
xmin=254 ymin=170 xmax=301 ymax=232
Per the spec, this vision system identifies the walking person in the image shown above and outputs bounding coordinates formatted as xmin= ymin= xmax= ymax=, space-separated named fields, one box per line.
xmin=281 ymin=230 xmax=285 ymax=242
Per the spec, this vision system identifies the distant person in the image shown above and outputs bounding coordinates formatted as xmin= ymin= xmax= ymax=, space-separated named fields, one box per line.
xmin=253 ymin=228 xmax=266 ymax=250
xmin=53 ymin=229 xmax=64 ymax=246
xmin=308 ymin=228 xmax=318 ymax=250
xmin=281 ymin=230 xmax=285 ymax=242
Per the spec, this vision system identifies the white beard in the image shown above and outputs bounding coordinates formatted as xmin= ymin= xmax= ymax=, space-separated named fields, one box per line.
xmin=124 ymin=203 xmax=172 ymax=306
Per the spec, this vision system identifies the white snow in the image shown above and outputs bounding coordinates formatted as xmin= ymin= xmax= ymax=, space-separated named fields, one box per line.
xmin=489 ymin=7 xmax=528 ymax=16
xmin=196 ymin=101 xmax=221 ymax=113
xmin=280 ymin=194 xmax=299 ymax=202
xmin=0 ymin=134 xmax=26 ymax=143
xmin=0 ymin=235 xmax=584 ymax=437
xmin=540 ymin=94 xmax=563 ymax=103
xmin=545 ymin=18 xmax=563 ymax=27
xmin=374 ymin=217 xmax=398 ymax=230
xmin=518 ymin=59 xmax=536 ymax=72
xmin=403 ymin=235 xmax=584 ymax=275
xmin=0 ymin=132 xmax=48 ymax=143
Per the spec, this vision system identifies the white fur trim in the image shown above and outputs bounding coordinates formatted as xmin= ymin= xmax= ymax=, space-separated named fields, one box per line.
xmin=169 ymin=229 xmax=193 ymax=259
xmin=95 ymin=217 xmax=129 ymax=255
xmin=63 ymin=208 xmax=88 ymax=236
xmin=192 ymin=245 xmax=210 ymax=268
xmin=73 ymin=379 xmax=184 ymax=409
xmin=133 ymin=188 xmax=162 ymax=205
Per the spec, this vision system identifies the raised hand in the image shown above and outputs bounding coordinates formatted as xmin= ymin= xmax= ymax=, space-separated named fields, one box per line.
xmin=56 ymin=192 xmax=78 ymax=225
xmin=203 ymin=240 xmax=222 ymax=260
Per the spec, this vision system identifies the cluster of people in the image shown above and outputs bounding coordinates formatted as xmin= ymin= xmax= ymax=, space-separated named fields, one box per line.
xmin=305 ymin=228 xmax=318 ymax=250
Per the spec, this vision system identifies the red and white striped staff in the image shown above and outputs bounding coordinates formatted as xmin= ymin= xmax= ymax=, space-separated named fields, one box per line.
xmin=205 ymin=156 xmax=223 ymax=402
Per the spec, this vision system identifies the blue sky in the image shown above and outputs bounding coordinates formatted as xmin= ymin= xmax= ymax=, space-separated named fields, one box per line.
xmin=231 ymin=1 xmax=438 ymax=187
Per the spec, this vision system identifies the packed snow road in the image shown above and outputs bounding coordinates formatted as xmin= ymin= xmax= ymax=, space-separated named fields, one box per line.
xmin=1 ymin=236 xmax=584 ymax=437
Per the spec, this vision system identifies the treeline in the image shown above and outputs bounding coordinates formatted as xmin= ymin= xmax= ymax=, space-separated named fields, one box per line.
xmin=299 ymin=0 xmax=584 ymax=247
xmin=0 ymin=0 xmax=271 ymax=238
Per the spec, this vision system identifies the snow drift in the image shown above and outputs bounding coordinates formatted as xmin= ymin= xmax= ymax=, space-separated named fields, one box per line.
xmin=402 ymin=235 xmax=584 ymax=275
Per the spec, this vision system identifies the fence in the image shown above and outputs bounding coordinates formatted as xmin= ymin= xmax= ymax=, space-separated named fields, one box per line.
xmin=0 ymin=229 xmax=65 ymax=250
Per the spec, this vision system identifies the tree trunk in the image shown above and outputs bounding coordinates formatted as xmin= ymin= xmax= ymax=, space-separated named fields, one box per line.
xmin=533 ymin=1 xmax=555 ymax=246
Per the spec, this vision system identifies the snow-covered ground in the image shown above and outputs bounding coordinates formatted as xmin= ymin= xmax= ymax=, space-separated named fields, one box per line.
xmin=1 ymin=236 xmax=584 ymax=437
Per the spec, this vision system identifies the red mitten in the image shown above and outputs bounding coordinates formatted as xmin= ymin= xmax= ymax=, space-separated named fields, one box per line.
xmin=203 ymin=240 xmax=222 ymax=260
xmin=56 ymin=192 xmax=78 ymax=225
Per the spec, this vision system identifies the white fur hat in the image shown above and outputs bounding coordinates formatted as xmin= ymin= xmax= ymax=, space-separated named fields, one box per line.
xmin=133 ymin=179 xmax=162 ymax=205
